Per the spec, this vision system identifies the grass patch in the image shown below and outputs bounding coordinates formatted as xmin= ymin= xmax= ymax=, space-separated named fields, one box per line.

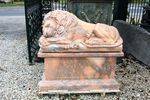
xmin=0 ymin=2 xmax=24 ymax=7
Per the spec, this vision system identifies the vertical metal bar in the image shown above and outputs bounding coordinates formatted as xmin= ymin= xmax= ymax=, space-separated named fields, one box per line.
xmin=130 ymin=0 xmax=133 ymax=24
xmin=54 ymin=0 xmax=56 ymax=10
xmin=53 ymin=0 xmax=54 ymax=10
xmin=136 ymin=0 xmax=144 ymax=24
xmin=56 ymin=0 xmax=57 ymax=10
xmin=137 ymin=0 xmax=141 ymax=24
xmin=136 ymin=0 xmax=139 ymax=24
xmin=59 ymin=0 xmax=60 ymax=10
xmin=62 ymin=0 xmax=63 ymax=10
xmin=134 ymin=0 xmax=138 ymax=24
xmin=133 ymin=0 xmax=136 ymax=24
xmin=138 ymin=0 xmax=140 ymax=23
xmin=24 ymin=0 xmax=33 ymax=64
xmin=50 ymin=0 xmax=52 ymax=11
xmin=128 ymin=1 xmax=131 ymax=23
xmin=129 ymin=0 xmax=132 ymax=24
xmin=57 ymin=0 xmax=58 ymax=10
xmin=64 ymin=0 xmax=66 ymax=10
xmin=39 ymin=0 xmax=43 ymax=34
xmin=130 ymin=0 xmax=132 ymax=23
xmin=52 ymin=0 xmax=54 ymax=10
xmin=139 ymin=0 xmax=143 ymax=24
xmin=65 ymin=0 xmax=67 ymax=10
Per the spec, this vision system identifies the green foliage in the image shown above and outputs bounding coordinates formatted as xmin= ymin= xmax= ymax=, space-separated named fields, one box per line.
xmin=0 ymin=2 xmax=24 ymax=7
xmin=59 ymin=0 xmax=67 ymax=4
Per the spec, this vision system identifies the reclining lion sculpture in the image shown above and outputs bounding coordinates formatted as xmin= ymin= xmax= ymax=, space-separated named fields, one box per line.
xmin=39 ymin=10 xmax=123 ymax=52
xmin=38 ymin=10 xmax=124 ymax=94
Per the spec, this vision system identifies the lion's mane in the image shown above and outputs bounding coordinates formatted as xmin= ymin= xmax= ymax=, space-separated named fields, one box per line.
xmin=42 ymin=10 xmax=81 ymax=38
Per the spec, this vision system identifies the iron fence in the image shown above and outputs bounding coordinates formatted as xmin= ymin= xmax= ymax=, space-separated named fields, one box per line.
xmin=25 ymin=0 xmax=71 ymax=64
xmin=127 ymin=0 xmax=149 ymax=25
xmin=41 ymin=0 xmax=69 ymax=15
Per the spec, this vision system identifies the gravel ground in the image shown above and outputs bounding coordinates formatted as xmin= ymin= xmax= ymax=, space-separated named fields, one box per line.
xmin=0 ymin=16 xmax=149 ymax=100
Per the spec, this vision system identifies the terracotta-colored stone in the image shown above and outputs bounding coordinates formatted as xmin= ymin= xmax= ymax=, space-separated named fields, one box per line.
xmin=38 ymin=10 xmax=124 ymax=94
xmin=39 ymin=10 xmax=123 ymax=52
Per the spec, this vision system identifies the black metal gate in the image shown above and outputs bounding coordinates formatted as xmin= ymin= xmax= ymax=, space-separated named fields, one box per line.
xmin=113 ymin=0 xmax=150 ymax=25
xmin=127 ymin=0 xmax=149 ymax=25
xmin=25 ymin=0 xmax=69 ymax=64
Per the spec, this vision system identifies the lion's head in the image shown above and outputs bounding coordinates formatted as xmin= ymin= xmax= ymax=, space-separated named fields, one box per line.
xmin=42 ymin=10 xmax=79 ymax=38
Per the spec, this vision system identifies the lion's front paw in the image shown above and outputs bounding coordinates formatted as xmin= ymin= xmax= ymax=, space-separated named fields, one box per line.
xmin=69 ymin=40 xmax=86 ymax=49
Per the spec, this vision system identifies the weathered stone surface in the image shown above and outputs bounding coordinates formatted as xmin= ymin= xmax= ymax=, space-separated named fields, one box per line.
xmin=113 ymin=20 xmax=150 ymax=66
xmin=40 ymin=10 xmax=123 ymax=52
xmin=38 ymin=10 xmax=124 ymax=94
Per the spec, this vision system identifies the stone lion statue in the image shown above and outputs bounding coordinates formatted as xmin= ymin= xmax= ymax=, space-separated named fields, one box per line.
xmin=39 ymin=10 xmax=123 ymax=52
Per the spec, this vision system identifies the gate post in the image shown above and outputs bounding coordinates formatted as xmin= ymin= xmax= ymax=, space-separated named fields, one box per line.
xmin=24 ymin=0 xmax=43 ymax=64
xmin=113 ymin=0 xmax=129 ymax=21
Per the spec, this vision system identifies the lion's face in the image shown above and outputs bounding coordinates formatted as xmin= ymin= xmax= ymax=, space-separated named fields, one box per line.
xmin=42 ymin=10 xmax=78 ymax=38
xmin=43 ymin=19 xmax=57 ymax=37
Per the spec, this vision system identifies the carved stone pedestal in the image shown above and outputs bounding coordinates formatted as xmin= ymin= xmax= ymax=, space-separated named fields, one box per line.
xmin=37 ymin=10 xmax=124 ymax=94
xmin=38 ymin=52 xmax=124 ymax=94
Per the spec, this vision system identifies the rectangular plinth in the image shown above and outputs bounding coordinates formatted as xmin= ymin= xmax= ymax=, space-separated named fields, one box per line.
xmin=38 ymin=52 xmax=123 ymax=94
xmin=38 ymin=79 xmax=120 ymax=94
xmin=43 ymin=57 xmax=116 ymax=80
